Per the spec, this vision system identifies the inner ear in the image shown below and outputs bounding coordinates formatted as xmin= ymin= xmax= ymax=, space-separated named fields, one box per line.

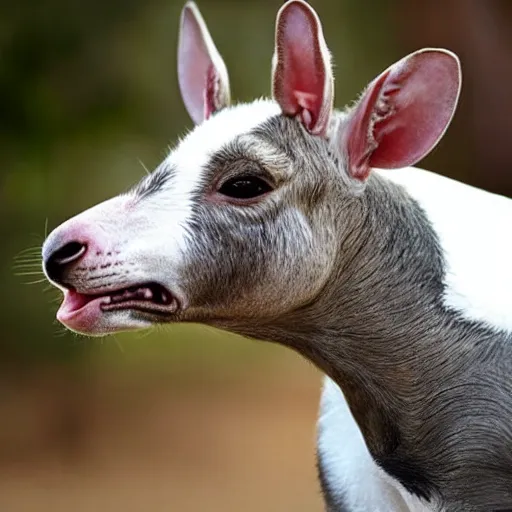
xmin=272 ymin=0 xmax=334 ymax=136
xmin=178 ymin=2 xmax=231 ymax=125
xmin=342 ymin=49 xmax=462 ymax=181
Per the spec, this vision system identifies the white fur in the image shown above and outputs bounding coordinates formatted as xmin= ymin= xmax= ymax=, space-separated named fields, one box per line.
xmin=169 ymin=99 xmax=280 ymax=180
xmin=378 ymin=167 xmax=512 ymax=333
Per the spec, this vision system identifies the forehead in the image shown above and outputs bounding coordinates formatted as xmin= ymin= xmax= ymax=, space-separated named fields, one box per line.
xmin=132 ymin=99 xmax=282 ymax=200
xmin=169 ymin=99 xmax=282 ymax=171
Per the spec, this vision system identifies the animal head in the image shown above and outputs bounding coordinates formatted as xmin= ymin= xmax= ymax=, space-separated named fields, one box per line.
xmin=42 ymin=0 xmax=461 ymax=336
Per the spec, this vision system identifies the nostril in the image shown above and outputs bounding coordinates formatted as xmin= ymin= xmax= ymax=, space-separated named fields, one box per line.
xmin=45 ymin=242 xmax=87 ymax=285
xmin=51 ymin=242 xmax=87 ymax=265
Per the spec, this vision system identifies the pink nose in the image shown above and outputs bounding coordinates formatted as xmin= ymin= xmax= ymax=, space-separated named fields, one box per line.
xmin=43 ymin=238 xmax=87 ymax=286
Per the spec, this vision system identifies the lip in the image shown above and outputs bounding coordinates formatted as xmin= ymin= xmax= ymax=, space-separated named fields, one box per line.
xmin=56 ymin=283 xmax=181 ymax=334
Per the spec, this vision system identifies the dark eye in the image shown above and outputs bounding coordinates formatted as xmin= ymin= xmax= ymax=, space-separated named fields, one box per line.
xmin=217 ymin=176 xmax=273 ymax=200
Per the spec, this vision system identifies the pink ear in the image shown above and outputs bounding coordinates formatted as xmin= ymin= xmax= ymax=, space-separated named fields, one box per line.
xmin=343 ymin=49 xmax=462 ymax=181
xmin=178 ymin=2 xmax=230 ymax=125
xmin=272 ymin=0 xmax=334 ymax=136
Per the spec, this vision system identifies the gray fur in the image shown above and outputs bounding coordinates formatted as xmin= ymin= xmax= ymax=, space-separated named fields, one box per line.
xmin=140 ymin=114 xmax=512 ymax=511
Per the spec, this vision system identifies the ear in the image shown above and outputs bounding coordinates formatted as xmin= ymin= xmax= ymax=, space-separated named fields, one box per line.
xmin=341 ymin=49 xmax=462 ymax=181
xmin=272 ymin=0 xmax=334 ymax=136
xmin=177 ymin=2 xmax=231 ymax=125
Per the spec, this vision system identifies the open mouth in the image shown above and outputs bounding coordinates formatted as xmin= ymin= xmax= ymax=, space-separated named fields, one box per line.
xmin=101 ymin=283 xmax=179 ymax=315
xmin=58 ymin=282 xmax=180 ymax=327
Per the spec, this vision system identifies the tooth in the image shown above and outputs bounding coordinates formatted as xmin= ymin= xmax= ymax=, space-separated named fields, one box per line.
xmin=143 ymin=288 xmax=153 ymax=300
xmin=169 ymin=299 xmax=178 ymax=313
xmin=160 ymin=289 xmax=169 ymax=304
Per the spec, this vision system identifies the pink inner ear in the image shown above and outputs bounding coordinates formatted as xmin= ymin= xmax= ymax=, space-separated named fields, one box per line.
xmin=273 ymin=1 xmax=333 ymax=136
xmin=204 ymin=63 xmax=219 ymax=120
xmin=345 ymin=50 xmax=461 ymax=180
xmin=178 ymin=3 xmax=230 ymax=125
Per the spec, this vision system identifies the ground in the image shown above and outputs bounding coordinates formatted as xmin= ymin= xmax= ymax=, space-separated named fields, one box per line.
xmin=0 ymin=359 xmax=323 ymax=511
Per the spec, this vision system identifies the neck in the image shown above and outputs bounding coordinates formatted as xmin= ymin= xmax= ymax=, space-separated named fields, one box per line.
xmin=227 ymin=174 xmax=451 ymax=412
xmin=221 ymin=174 xmax=511 ymax=504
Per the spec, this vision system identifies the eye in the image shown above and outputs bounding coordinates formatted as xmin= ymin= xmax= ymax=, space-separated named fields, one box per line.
xmin=217 ymin=176 xmax=273 ymax=200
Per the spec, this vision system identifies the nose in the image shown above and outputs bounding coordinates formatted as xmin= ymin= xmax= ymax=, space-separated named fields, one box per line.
xmin=43 ymin=240 xmax=87 ymax=286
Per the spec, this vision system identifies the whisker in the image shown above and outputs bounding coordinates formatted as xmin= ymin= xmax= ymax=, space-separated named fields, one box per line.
xmin=52 ymin=323 xmax=69 ymax=338
xmin=17 ymin=245 xmax=41 ymax=252
xmin=138 ymin=159 xmax=151 ymax=176
xmin=113 ymin=336 xmax=126 ymax=354
xmin=14 ymin=264 xmax=43 ymax=270
xmin=14 ymin=269 xmax=43 ymax=276
xmin=13 ymin=257 xmax=42 ymax=264
xmin=13 ymin=255 xmax=42 ymax=261
xmin=135 ymin=329 xmax=153 ymax=340
xmin=13 ymin=256 xmax=42 ymax=261
xmin=13 ymin=263 xmax=43 ymax=269
xmin=14 ymin=246 xmax=42 ymax=256
xmin=68 ymin=332 xmax=87 ymax=346
xmin=14 ymin=253 xmax=42 ymax=259
xmin=23 ymin=278 xmax=48 ymax=285
xmin=14 ymin=257 xmax=42 ymax=265
xmin=14 ymin=252 xmax=42 ymax=258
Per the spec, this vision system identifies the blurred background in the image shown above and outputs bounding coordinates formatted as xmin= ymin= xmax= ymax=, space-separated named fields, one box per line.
xmin=1 ymin=0 xmax=512 ymax=510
